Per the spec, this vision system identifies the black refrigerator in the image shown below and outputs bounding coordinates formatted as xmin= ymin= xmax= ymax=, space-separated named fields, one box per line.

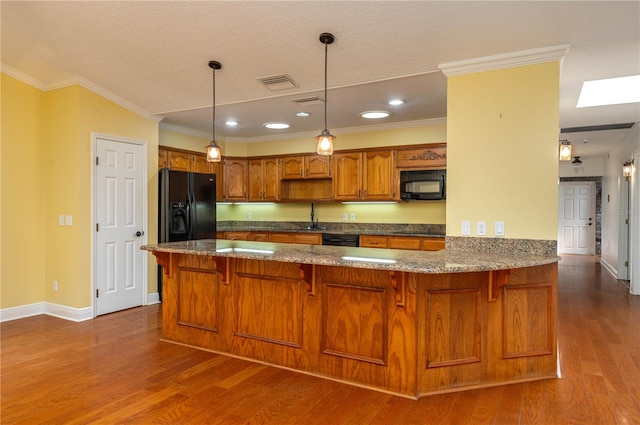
xmin=158 ymin=169 xmax=217 ymax=299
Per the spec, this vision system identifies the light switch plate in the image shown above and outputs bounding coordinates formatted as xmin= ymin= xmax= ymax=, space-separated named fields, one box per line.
xmin=58 ymin=215 xmax=65 ymax=227
xmin=495 ymin=221 xmax=505 ymax=236
xmin=461 ymin=221 xmax=471 ymax=235
xmin=65 ymin=215 xmax=73 ymax=226
xmin=342 ymin=213 xmax=348 ymax=222
xmin=350 ymin=213 xmax=356 ymax=222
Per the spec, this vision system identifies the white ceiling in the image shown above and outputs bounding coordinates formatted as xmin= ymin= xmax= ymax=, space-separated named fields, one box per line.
xmin=2 ymin=1 xmax=639 ymax=158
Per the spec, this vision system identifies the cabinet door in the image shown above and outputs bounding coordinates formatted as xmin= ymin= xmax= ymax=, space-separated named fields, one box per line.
xmin=388 ymin=236 xmax=421 ymax=250
xmin=281 ymin=157 xmax=304 ymax=179
xmin=210 ymin=161 xmax=224 ymax=201
xmin=192 ymin=154 xmax=212 ymax=174
xmin=224 ymin=159 xmax=248 ymax=201
xmin=263 ymin=158 xmax=280 ymax=201
xmin=363 ymin=150 xmax=395 ymax=200
xmin=225 ymin=231 xmax=250 ymax=240
xmin=248 ymin=159 xmax=265 ymax=201
xmin=249 ymin=233 xmax=269 ymax=242
xmin=305 ymin=155 xmax=331 ymax=178
xmin=168 ymin=151 xmax=191 ymax=171
xmin=359 ymin=235 xmax=388 ymax=248
xmin=333 ymin=152 xmax=362 ymax=200
xmin=158 ymin=149 xmax=168 ymax=169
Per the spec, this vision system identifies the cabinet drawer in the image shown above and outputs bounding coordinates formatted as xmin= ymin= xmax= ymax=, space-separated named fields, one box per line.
xmin=269 ymin=233 xmax=296 ymax=243
xmin=388 ymin=237 xmax=422 ymax=250
xmin=225 ymin=231 xmax=250 ymax=241
xmin=421 ymin=238 xmax=445 ymax=251
xmin=360 ymin=236 xmax=388 ymax=248
xmin=294 ymin=234 xmax=322 ymax=245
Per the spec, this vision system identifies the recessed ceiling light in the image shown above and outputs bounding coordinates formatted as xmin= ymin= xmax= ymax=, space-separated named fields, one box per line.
xmin=360 ymin=111 xmax=390 ymax=119
xmin=263 ymin=122 xmax=290 ymax=129
xmin=296 ymin=112 xmax=310 ymax=117
xmin=577 ymin=75 xmax=640 ymax=107
xmin=388 ymin=99 xmax=404 ymax=106
xmin=225 ymin=120 xmax=238 ymax=126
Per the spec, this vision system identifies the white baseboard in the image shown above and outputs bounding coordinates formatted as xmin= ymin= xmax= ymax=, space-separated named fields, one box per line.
xmin=600 ymin=258 xmax=618 ymax=279
xmin=0 ymin=302 xmax=93 ymax=323
xmin=147 ymin=292 xmax=161 ymax=305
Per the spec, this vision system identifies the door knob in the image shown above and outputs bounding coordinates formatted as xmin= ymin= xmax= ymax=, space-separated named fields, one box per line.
xmin=135 ymin=231 xmax=144 ymax=237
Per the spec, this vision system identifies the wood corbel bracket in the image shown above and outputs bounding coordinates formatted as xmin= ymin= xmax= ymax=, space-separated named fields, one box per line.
xmin=212 ymin=257 xmax=229 ymax=285
xmin=153 ymin=252 xmax=173 ymax=278
xmin=488 ymin=269 xmax=512 ymax=302
xmin=389 ymin=271 xmax=405 ymax=307
xmin=298 ymin=264 xmax=315 ymax=295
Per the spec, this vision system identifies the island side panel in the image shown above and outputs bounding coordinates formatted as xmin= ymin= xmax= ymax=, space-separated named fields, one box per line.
xmin=415 ymin=263 xmax=558 ymax=396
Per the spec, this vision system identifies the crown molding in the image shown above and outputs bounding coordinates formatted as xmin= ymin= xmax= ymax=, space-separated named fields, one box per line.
xmin=224 ymin=117 xmax=447 ymax=144
xmin=1 ymin=63 xmax=163 ymax=123
xmin=438 ymin=45 xmax=570 ymax=77
xmin=159 ymin=122 xmax=212 ymax=139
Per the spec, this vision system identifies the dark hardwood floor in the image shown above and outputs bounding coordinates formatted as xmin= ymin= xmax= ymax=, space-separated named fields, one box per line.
xmin=2 ymin=255 xmax=639 ymax=424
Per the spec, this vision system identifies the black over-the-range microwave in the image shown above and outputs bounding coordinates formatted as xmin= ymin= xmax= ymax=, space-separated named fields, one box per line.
xmin=399 ymin=169 xmax=446 ymax=201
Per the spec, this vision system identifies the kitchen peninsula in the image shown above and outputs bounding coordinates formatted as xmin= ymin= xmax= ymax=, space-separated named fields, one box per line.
xmin=143 ymin=239 xmax=559 ymax=399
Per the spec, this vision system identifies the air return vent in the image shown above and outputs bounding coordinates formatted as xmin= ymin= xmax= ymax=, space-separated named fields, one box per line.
xmin=292 ymin=96 xmax=324 ymax=105
xmin=561 ymin=122 xmax=636 ymax=133
xmin=257 ymin=74 xmax=297 ymax=91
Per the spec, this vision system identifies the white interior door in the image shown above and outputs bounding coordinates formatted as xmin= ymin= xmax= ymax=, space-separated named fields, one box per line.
xmin=95 ymin=136 xmax=146 ymax=315
xmin=558 ymin=182 xmax=595 ymax=255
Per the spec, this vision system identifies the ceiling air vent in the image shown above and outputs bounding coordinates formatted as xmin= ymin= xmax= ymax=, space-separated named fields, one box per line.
xmin=292 ymin=96 xmax=324 ymax=105
xmin=257 ymin=74 xmax=297 ymax=91
xmin=561 ymin=122 xmax=636 ymax=133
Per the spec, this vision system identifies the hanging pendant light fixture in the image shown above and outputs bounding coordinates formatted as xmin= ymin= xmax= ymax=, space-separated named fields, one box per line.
xmin=205 ymin=60 xmax=222 ymax=162
xmin=316 ymin=33 xmax=336 ymax=156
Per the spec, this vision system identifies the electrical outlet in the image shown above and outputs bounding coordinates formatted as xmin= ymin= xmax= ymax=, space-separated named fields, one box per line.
xmin=495 ymin=221 xmax=505 ymax=236
xmin=350 ymin=213 xmax=356 ymax=222
xmin=477 ymin=221 xmax=487 ymax=236
xmin=65 ymin=215 xmax=73 ymax=226
xmin=461 ymin=221 xmax=471 ymax=235
xmin=59 ymin=215 xmax=65 ymax=226
xmin=247 ymin=212 xmax=253 ymax=220
xmin=342 ymin=213 xmax=348 ymax=222
xmin=53 ymin=280 xmax=58 ymax=292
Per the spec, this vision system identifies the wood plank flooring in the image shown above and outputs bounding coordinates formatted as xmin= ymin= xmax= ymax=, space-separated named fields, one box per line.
xmin=2 ymin=255 xmax=639 ymax=424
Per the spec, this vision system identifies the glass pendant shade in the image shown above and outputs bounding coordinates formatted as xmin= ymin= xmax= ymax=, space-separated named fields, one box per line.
xmin=559 ymin=142 xmax=572 ymax=161
xmin=316 ymin=130 xmax=336 ymax=155
xmin=206 ymin=140 xmax=222 ymax=163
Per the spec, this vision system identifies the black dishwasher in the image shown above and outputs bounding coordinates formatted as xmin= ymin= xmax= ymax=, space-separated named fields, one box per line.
xmin=321 ymin=233 xmax=359 ymax=247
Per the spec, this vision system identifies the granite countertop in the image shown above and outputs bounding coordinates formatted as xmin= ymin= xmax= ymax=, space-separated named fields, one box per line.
xmin=217 ymin=222 xmax=446 ymax=238
xmin=141 ymin=239 xmax=558 ymax=274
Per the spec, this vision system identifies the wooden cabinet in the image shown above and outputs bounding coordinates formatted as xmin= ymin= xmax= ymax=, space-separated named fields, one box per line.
xmin=224 ymin=231 xmax=250 ymax=240
xmin=249 ymin=233 xmax=269 ymax=242
xmin=364 ymin=150 xmax=396 ymax=200
xmin=360 ymin=235 xmax=444 ymax=251
xmin=396 ymin=143 xmax=446 ymax=169
xmin=159 ymin=147 xmax=224 ymax=200
xmin=281 ymin=155 xmax=331 ymax=179
xmin=248 ymin=158 xmax=280 ymax=201
xmin=210 ymin=161 xmax=224 ymax=201
xmin=167 ymin=150 xmax=192 ymax=171
xmin=333 ymin=150 xmax=395 ymax=201
xmin=158 ymin=149 xmax=169 ymax=168
xmin=223 ymin=231 xmax=321 ymax=245
xmin=224 ymin=158 xmax=248 ymax=201
xmin=269 ymin=233 xmax=295 ymax=243
xmin=333 ymin=152 xmax=362 ymax=200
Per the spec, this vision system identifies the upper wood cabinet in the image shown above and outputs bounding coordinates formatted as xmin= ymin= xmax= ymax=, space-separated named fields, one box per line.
xmin=281 ymin=155 xmax=332 ymax=179
xmin=395 ymin=144 xmax=446 ymax=169
xmin=158 ymin=149 xmax=169 ymax=169
xmin=333 ymin=152 xmax=362 ymax=200
xmin=167 ymin=150 xmax=191 ymax=171
xmin=159 ymin=147 xmax=224 ymax=200
xmin=333 ymin=150 xmax=396 ymax=201
xmin=224 ymin=158 xmax=248 ymax=201
xmin=248 ymin=158 xmax=280 ymax=201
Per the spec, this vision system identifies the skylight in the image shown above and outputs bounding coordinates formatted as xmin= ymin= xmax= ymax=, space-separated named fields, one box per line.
xmin=577 ymin=75 xmax=640 ymax=108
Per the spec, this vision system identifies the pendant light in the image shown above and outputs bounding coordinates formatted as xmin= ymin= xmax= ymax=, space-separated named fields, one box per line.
xmin=205 ymin=60 xmax=222 ymax=162
xmin=316 ymin=33 xmax=336 ymax=156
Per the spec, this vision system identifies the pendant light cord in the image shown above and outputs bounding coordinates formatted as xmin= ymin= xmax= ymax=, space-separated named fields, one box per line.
xmin=323 ymin=40 xmax=328 ymax=132
xmin=212 ymin=67 xmax=216 ymax=142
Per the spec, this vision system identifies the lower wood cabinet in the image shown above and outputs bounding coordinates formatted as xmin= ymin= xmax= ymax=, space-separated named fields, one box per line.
xmin=224 ymin=231 xmax=321 ymax=245
xmin=360 ymin=235 xmax=444 ymax=251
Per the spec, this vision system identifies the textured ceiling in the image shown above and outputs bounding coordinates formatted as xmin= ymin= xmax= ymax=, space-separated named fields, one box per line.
xmin=2 ymin=1 xmax=639 ymax=157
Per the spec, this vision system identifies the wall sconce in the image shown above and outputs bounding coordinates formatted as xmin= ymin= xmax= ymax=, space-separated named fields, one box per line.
xmin=623 ymin=160 xmax=634 ymax=177
xmin=559 ymin=140 xmax=572 ymax=161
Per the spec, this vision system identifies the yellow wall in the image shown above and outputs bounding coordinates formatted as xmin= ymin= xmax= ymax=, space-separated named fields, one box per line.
xmin=1 ymin=73 xmax=159 ymax=310
xmin=446 ymin=62 xmax=560 ymax=239
xmin=160 ymin=123 xmax=448 ymax=225
xmin=1 ymin=74 xmax=46 ymax=308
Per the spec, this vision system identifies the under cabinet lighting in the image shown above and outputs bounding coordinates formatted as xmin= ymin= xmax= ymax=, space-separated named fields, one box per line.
xmin=341 ymin=201 xmax=398 ymax=205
